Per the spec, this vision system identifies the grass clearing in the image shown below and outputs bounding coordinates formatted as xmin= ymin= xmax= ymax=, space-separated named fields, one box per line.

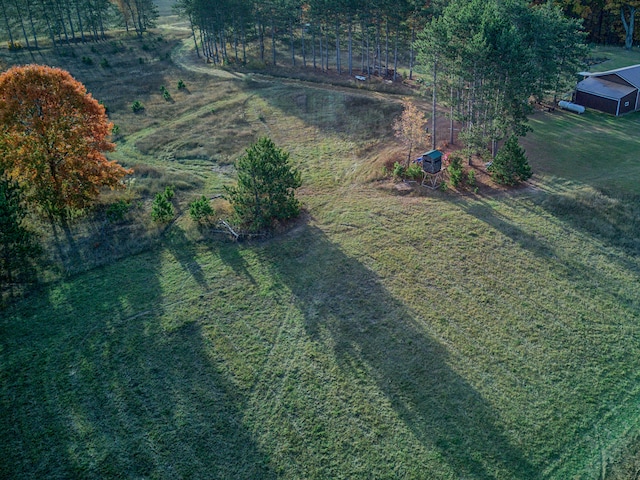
xmin=2 ymin=28 xmax=640 ymax=479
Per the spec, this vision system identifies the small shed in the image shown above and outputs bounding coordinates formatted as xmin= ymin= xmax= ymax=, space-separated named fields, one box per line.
xmin=575 ymin=64 xmax=640 ymax=116
xmin=418 ymin=150 xmax=443 ymax=174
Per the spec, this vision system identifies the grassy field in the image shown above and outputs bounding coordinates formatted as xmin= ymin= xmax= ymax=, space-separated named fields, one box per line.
xmin=1 ymin=28 xmax=640 ymax=479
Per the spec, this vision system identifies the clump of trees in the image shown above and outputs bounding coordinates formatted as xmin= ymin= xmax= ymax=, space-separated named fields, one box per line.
xmin=224 ymin=137 xmax=301 ymax=233
xmin=415 ymin=0 xmax=586 ymax=170
xmin=0 ymin=0 xmax=157 ymax=49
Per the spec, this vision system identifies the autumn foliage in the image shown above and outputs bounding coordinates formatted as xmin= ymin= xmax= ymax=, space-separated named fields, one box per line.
xmin=0 ymin=65 xmax=132 ymax=219
xmin=393 ymin=99 xmax=428 ymax=166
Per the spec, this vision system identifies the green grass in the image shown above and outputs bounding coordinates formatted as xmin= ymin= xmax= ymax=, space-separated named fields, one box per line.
xmin=2 ymin=30 xmax=640 ymax=479
xmin=522 ymin=109 xmax=640 ymax=193
xmin=587 ymin=44 xmax=640 ymax=72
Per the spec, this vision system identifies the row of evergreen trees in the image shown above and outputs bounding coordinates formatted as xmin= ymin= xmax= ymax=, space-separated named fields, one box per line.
xmin=173 ymin=0 xmax=442 ymax=78
xmin=0 ymin=0 xmax=158 ymax=49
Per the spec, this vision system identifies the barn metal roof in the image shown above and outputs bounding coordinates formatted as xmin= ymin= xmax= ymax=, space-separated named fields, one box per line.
xmin=579 ymin=64 xmax=640 ymax=89
xmin=576 ymin=76 xmax=636 ymax=100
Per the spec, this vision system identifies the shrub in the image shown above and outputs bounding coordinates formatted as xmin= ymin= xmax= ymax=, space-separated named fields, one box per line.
xmin=131 ymin=100 xmax=144 ymax=113
xmin=489 ymin=135 xmax=532 ymax=186
xmin=467 ymin=169 xmax=476 ymax=188
xmin=111 ymin=124 xmax=120 ymax=136
xmin=405 ymin=163 xmax=423 ymax=181
xmin=8 ymin=41 xmax=23 ymax=51
xmin=100 ymin=58 xmax=110 ymax=68
xmin=160 ymin=85 xmax=172 ymax=101
xmin=81 ymin=56 xmax=93 ymax=65
xmin=151 ymin=186 xmax=175 ymax=223
xmin=392 ymin=162 xmax=406 ymax=179
xmin=106 ymin=199 xmax=130 ymax=222
xmin=447 ymin=154 xmax=464 ymax=187
xmin=177 ymin=79 xmax=186 ymax=90
xmin=189 ymin=196 xmax=214 ymax=223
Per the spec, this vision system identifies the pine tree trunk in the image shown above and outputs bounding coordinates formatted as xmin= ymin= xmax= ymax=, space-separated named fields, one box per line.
xmin=393 ymin=23 xmax=398 ymax=81
xmin=12 ymin=0 xmax=30 ymax=49
xmin=335 ymin=18 xmax=341 ymax=74
xmin=25 ymin=0 xmax=38 ymax=48
xmin=290 ymin=19 xmax=295 ymax=66
xmin=74 ymin=0 xmax=85 ymax=43
xmin=347 ymin=16 xmax=352 ymax=76
xmin=385 ymin=20 xmax=390 ymax=76
xmin=271 ymin=17 xmax=276 ymax=66
xmin=432 ymin=58 xmax=437 ymax=151
xmin=409 ymin=27 xmax=415 ymax=80
xmin=301 ymin=20 xmax=306 ymax=67
xmin=312 ymin=24 xmax=316 ymax=68
xmin=0 ymin=0 xmax=14 ymax=47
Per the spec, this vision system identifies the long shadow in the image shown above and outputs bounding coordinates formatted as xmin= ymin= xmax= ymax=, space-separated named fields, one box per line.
xmin=239 ymin=78 xmax=401 ymax=142
xmin=261 ymin=224 xmax=539 ymax=479
xmin=535 ymin=188 xmax=640 ymax=260
xmin=164 ymin=226 xmax=209 ymax=289
xmin=464 ymin=195 xmax=640 ymax=310
xmin=0 ymin=243 xmax=273 ymax=479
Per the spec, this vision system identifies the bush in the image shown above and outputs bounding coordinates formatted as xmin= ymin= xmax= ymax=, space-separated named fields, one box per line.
xmin=81 ymin=56 xmax=93 ymax=65
xmin=100 ymin=58 xmax=110 ymax=68
xmin=160 ymin=85 xmax=172 ymax=101
xmin=392 ymin=162 xmax=406 ymax=179
xmin=488 ymin=136 xmax=532 ymax=186
xmin=131 ymin=100 xmax=144 ymax=113
xmin=151 ymin=186 xmax=175 ymax=223
xmin=189 ymin=195 xmax=214 ymax=223
xmin=447 ymin=154 xmax=464 ymax=187
xmin=177 ymin=79 xmax=186 ymax=90
xmin=405 ymin=163 xmax=423 ymax=181
xmin=106 ymin=199 xmax=130 ymax=222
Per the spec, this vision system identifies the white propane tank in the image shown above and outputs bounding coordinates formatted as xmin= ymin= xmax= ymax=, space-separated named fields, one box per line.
xmin=558 ymin=101 xmax=585 ymax=114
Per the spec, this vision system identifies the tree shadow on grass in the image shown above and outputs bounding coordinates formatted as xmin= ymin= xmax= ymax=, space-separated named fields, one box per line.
xmin=464 ymin=195 xmax=640 ymax=310
xmin=0 ymin=245 xmax=274 ymax=479
xmin=261 ymin=224 xmax=540 ymax=479
xmin=164 ymin=226 xmax=209 ymax=289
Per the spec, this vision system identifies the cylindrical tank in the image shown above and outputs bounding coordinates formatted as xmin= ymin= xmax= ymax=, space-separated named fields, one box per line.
xmin=558 ymin=101 xmax=585 ymax=114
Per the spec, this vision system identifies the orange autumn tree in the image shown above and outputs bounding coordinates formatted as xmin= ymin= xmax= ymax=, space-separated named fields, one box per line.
xmin=393 ymin=98 xmax=429 ymax=166
xmin=0 ymin=65 xmax=132 ymax=221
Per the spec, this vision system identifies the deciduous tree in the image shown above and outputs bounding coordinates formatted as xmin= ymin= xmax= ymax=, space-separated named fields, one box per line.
xmin=0 ymin=65 xmax=132 ymax=221
xmin=393 ymin=98 xmax=428 ymax=165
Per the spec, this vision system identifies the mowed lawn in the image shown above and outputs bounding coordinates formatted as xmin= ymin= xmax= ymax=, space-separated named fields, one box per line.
xmin=2 ymin=41 xmax=640 ymax=479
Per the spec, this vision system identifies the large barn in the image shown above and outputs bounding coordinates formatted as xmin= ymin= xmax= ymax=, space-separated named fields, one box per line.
xmin=575 ymin=64 xmax=640 ymax=116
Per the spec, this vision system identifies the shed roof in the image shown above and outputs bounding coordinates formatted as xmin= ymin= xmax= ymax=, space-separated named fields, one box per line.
xmin=576 ymin=77 xmax=636 ymax=101
xmin=579 ymin=64 xmax=640 ymax=89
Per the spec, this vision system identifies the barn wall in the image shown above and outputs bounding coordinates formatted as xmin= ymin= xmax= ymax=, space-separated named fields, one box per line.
xmin=618 ymin=90 xmax=638 ymax=115
xmin=576 ymin=90 xmax=618 ymax=115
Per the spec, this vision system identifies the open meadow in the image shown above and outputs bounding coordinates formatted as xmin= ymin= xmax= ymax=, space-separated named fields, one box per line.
xmin=1 ymin=22 xmax=640 ymax=480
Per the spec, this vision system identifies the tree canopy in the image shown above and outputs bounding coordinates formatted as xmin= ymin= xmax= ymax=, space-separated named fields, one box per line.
xmin=415 ymin=0 xmax=587 ymax=157
xmin=225 ymin=137 xmax=302 ymax=232
xmin=0 ymin=65 xmax=132 ymax=221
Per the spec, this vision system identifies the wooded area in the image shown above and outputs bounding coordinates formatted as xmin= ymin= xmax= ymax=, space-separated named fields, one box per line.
xmin=0 ymin=1 xmax=639 ymax=54
xmin=0 ymin=0 xmax=158 ymax=48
